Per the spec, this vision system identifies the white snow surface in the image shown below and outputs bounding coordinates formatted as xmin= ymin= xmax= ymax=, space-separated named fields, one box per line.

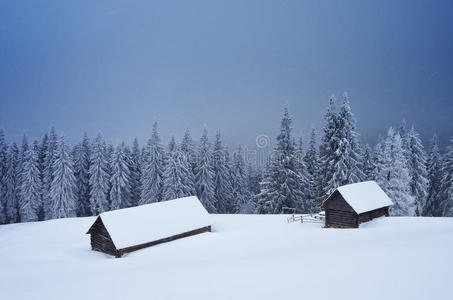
xmin=332 ymin=180 xmax=393 ymax=214
xmin=98 ymin=196 xmax=211 ymax=249
xmin=1 ymin=215 xmax=452 ymax=300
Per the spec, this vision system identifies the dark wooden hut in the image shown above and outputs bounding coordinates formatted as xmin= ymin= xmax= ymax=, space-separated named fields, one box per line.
xmin=87 ymin=196 xmax=211 ymax=257
xmin=321 ymin=181 xmax=393 ymax=228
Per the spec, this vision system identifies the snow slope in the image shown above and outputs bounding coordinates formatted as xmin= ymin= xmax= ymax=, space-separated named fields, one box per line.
xmin=0 ymin=215 xmax=451 ymax=300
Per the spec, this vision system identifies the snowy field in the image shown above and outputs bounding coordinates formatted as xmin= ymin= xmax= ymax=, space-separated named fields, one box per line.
xmin=0 ymin=215 xmax=451 ymax=300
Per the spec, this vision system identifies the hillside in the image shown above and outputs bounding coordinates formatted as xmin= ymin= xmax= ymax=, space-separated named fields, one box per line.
xmin=0 ymin=215 xmax=451 ymax=300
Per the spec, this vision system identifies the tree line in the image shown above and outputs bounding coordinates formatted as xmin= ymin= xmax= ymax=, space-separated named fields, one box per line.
xmin=0 ymin=94 xmax=452 ymax=224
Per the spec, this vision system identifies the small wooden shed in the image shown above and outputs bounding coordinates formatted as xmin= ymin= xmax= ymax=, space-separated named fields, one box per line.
xmin=86 ymin=196 xmax=211 ymax=257
xmin=321 ymin=181 xmax=393 ymax=228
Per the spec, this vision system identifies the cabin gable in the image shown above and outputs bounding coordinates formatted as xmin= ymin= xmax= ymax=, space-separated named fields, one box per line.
xmin=87 ymin=216 xmax=119 ymax=257
xmin=323 ymin=191 xmax=355 ymax=213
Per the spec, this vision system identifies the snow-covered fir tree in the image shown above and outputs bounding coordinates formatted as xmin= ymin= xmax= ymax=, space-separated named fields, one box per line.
xmin=42 ymin=127 xmax=58 ymax=220
xmin=37 ymin=133 xmax=48 ymax=220
xmin=258 ymin=107 xmax=304 ymax=213
xmin=89 ymin=134 xmax=110 ymax=214
xmin=407 ymin=126 xmax=428 ymax=216
xmin=440 ymin=137 xmax=453 ymax=217
xmin=195 ymin=129 xmax=216 ymax=212
xmin=318 ymin=96 xmax=338 ymax=198
xmin=49 ymin=135 xmax=77 ymax=219
xmin=110 ymin=142 xmax=132 ymax=210
xmin=5 ymin=142 xmax=20 ymax=223
xmin=19 ymin=139 xmax=41 ymax=222
xmin=140 ymin=122 xmax=166 ymax=204
xmin=255 ymin=158 xmax=275 ymax=214
xmin=129 ymin=138 xmax=142 ymax=206
xmin=328 ymin=94 xmax=364 ymax=191
xmin=424 ymin=135 xmax=443 ymax=216
xmin=180 ymin=129 xmax=197 ymax=178
xmin=246 ymin=163 xmax=262 ymax=196
xmin=231 ymin=146 xmax=253 ymax=213
xmin=162 ymin=137 xmax=196 ymax=201
xmin=73 ymin=133 xmax=91 ymax=216
xmin=0 ymin=129 xmax=7 ymax=223
xmin=362 ymin=144 xmax=376 ymax=180
xmin=303 ymin=128 xmax=321 ymax=212
xmin=295 ymin=135 xmax=311 ymax=212
xmin=104 ymin=143 xmax=115 ymax=205
xmin=375 ymin=127 xmax=415 ymax=216
xmin=211 ymin=131 xmax=233 ymax=213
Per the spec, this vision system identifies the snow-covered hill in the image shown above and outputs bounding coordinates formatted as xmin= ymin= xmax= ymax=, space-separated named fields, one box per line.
xmin=0 ymin=215 xmax=451 ymax=300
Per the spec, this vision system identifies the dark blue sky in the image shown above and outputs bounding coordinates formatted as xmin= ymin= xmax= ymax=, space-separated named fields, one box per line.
xmin=1 ymin=0 xmax=452 ymax=149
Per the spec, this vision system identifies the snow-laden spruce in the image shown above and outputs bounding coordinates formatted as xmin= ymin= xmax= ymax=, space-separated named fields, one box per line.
xmin=72 ymin=133 xmax=91 ymax=216
xmin=42 ymin=127 xmax=58 ymax=220
xmin=109 ymin=142 xmax=132 ymax=210
xmin=375 ymin=127 xmax=415 ymax=216
xmin=129 ymin=138 xmax=142 ymax=207
xmin=257 ymin=107 xmax=305 ymax=213
xmin=19 ymin=138 xmax=41 ymax=222
xmin=0 ymin=129 xmax=8 ymax=224
xmin=303 ymin=128 xmax=321 ymax=212
xmin=231 ymin=146 xmax=254 ymax=213
xmin=89 ymin=134 xmax=110 ymax=215
xmin=424 ymin=135 xmax=443 ymax=216
xmin=195 ymin=129 xmax=216 ymax=213
xmin=4 ymin=142 xmax=20 ymax=223
xmin=362 ymin=144 xmax=376 ymax=181
xmin=49 ymin=135 xmax=77 ymax=219
xmin=318 ymin=96 xmax=338 ymax=198
xmin=162 ymin=137 xmax=196 ymax=201
xmin=212 ymin=131 xmax=234 ymax=213
xmin=407 ymin=126 xmax=428 ymax=216
xmin=440 ymin=137 xmax=453 ymax=217
xmin=140 ymin=122 xmax=165 ymax=204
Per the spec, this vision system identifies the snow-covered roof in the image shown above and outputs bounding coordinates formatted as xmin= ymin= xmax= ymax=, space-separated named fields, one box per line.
xmin=323 ymin=181 xmax=393 ymax=214
xmin=97 ymin=196 xmax=211 ymax=249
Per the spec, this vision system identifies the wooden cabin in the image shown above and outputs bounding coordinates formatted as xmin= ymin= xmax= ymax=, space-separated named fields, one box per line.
xmin=86 ymin=196 xmax=211 ymax=257
xmin=321 ymin=181 xmax=393 ymax=228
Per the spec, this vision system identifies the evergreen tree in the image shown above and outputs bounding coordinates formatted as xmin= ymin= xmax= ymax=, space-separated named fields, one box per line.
xmin=303 ymin=128 xmax=321 ymax=212
xmin=440 ymin=137 xmax=453 ymax=216
xmin=104 ymin=143 xmax=115 ymax=205
xmin=140 ymin=122 xmax=166 ymax=204
xmin=73 ymin=133 xmax=91 ymax=216
xmin=42 ymin=127 xmax=58 ymax=220
xmin=5 ymin=142 xmax=20 ymax=223
xmin=89 ymin=134 xmax=110 ymax=214
xmin=318 ymin=96 xmax=338 ymax=198
xmin=162 ymin=137 xmax=196 ymax=201
xmin=295 ymin=136 xmax=311 ymax=212
xmin=212 ymin=131 xmax=233 ymax=213
xmin=255 ymin=158 xmax=275 ymax=214
xmin=424 ymin=135 xmax=443 ymax=216
xmin=246 ymin=163 xmax=262 ymax=196
xmin=375 ymin=127 xmax=415 ymax=216
xmin=195 ymin=129 xmax=216 ymax=212
xmin=19 ymin=139 xmax=41 ymax=222
xmin=0 ymin=129 xmax=7 ymax=223
xmin=180 ymin=129 xmax=197 ymax=178
xmin=407 ymin=126 xmax=429 ymax=216
xmin=49 ymin=135 xmax=77 ymax=219
xmin=258 ymin=107 xmax=304 ymax=213
xmin=232 ymin=146 xmax=254 ymax=213
xmin=129 ymin=138 xmax=142 ymax=206
xmin=37 ymin=133 xmax=48 ymax=220
xmin=362 ymin=144 xmax=376 ymax=180
xmin=110 ymin=142 xmax=132 ymax=210
xmin=328 ymin=94 xmax=364 ymax=190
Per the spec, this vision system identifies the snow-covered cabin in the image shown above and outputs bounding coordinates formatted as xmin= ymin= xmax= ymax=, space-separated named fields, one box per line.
xmin=321 ymin=181 xmax=393 ymax=228
xmin=86 ymin=196 xmax=211 ymax=257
